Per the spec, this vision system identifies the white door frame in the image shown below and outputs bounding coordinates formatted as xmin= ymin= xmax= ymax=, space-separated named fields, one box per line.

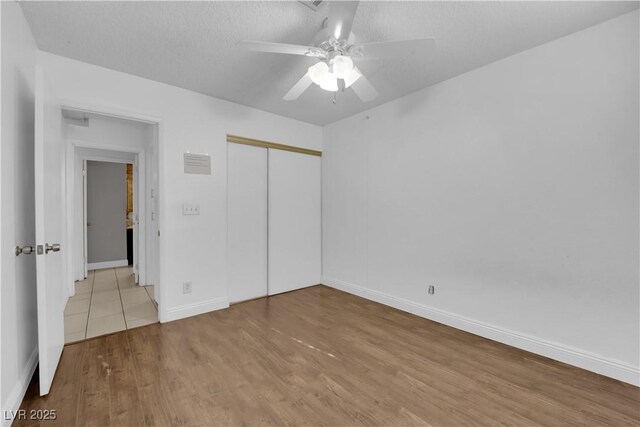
xmin=83 ymin=158 xmax=88 ymax=279
xmin=61 ymin=100 xmax=166 ymax=321
xmin=75 ymin=148 xmax=140 ymax=280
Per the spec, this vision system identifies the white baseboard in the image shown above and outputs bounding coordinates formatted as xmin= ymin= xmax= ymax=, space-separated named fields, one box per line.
xmin=1 ymin=346 xmax=38 ymax=427
xmin=87 ymin=259 xmax=129 ymax=270
xmin=322 ymin=276 xmax=640 ymax=387
xmin=161 ymin=297 xmax=229 ymax=323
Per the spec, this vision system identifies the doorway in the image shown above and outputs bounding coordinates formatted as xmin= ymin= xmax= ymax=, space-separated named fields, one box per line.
xmin=62 ymin=110 xmax=160 ymax=343
xmin=85 ymin=160 xmax=133 ymax=272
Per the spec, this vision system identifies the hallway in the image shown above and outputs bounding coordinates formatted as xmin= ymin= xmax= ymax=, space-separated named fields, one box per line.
xmin=64 ymin=267 xmax=157 ymax=343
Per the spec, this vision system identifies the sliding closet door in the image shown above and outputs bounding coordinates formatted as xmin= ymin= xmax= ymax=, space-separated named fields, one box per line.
xmin=268 ymin=149 xmax=321 ymax=295
xmin=227 ymin=143 xmax=268 ymax=303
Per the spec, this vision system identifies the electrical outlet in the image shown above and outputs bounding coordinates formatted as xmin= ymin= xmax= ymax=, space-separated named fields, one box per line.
xmin=428 ymin=285 xmax=435 ymax=295
xmin=182 ymin=204 xmax=200 ymax=215
xmin=183 ymin=281 xmax=192 ymax=294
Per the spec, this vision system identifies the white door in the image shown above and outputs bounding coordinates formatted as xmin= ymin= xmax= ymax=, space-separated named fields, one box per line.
xmin=34 ymin=65 xmax=67 ymax=396
xmin=227 ymin=143 xmax=268 ymax=303
xmin=268 ymin=149 xmax=321 ymax=295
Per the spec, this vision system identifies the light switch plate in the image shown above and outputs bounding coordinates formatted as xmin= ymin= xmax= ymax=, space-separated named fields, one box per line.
xmin=182 ymin=204 xmax=200 ymax=215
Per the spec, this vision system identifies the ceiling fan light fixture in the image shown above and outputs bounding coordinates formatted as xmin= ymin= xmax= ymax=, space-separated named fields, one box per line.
xmin=240 ymin=1 xmax=435 ymax=103
xmin=331 ymin=55 xmax=354 ymax=79
xmin=319 ymin=72 xmax=339 ymax=92
xmin=308 ymin=61 xmax=339 ymax=92
xmin=308 ymin=62 xmax=329 ymax=86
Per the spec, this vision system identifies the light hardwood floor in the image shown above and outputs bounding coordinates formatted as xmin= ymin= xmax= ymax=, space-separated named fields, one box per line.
xmin=17 ymin=285 xmax=640 ymax=426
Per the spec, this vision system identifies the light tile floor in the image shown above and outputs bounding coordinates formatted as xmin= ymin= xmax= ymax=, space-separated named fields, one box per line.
xmin=64 ymin=266 xmax=158 ymax=344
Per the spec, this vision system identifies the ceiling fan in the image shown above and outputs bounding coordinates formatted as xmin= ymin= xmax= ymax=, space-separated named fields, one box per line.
xmin=238 ymin=1 xmax=437 ymax=102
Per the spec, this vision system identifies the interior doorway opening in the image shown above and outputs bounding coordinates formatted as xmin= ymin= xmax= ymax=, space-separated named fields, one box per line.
xmin=63 ymin=109 xmax=160 ymax=343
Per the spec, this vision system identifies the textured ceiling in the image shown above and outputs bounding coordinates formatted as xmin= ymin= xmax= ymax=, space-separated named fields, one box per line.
xmin=20 ymin=1 xmax=639 ymax=125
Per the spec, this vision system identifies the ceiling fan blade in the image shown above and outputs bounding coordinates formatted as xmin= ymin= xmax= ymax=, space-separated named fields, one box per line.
xmin=238 ymin=40 xmax=324 ymax=57
xmin=355 ymin=38 xmax=437 ymax=59
xmin=350 ymin=67 xmax=378 ymax=102
xmin=347 ymin=31 xmax=358 ymax=45
xmin=283 ymin=73 xmax=313 ymax=101
xmin=327 ymin=1 xmax=359 ymax=42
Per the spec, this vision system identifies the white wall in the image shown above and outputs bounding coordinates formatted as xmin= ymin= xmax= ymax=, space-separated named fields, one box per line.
xmin=322 ymin=11 xmax=639 ymax=385
xmin=0 ymin=1 xmax=39 ymax=421
xmin=86 ymin=161 xmax=127 ymax=264
xmin=40 ymin=51 xmax=323 ymax=322
xmin=67 ymin=111 xmax=153 ymax=148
